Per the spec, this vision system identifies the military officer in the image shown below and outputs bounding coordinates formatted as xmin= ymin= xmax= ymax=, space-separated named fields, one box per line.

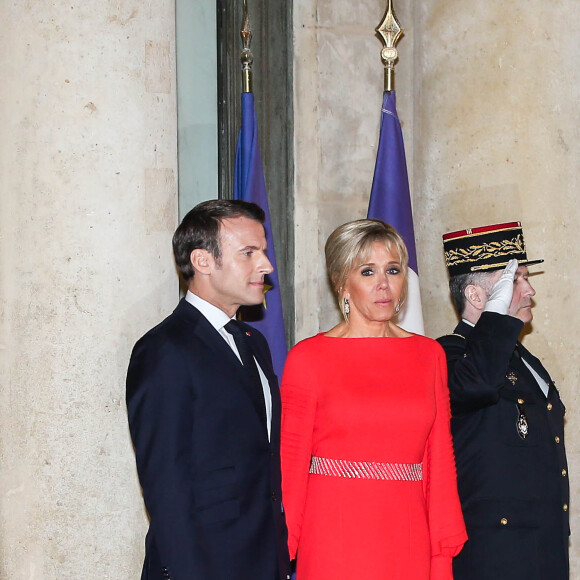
xmin=438 ymin=222 xmax=569 ymax=580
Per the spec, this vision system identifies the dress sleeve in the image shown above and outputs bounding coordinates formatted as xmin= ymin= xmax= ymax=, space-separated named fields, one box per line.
xmin=280 ymin=344 xmax=317 ymax=560
xmin=422 ymin=345 xmax=468 ymax=580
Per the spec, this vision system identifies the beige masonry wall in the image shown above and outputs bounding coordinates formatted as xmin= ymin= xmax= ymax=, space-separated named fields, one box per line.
xmin=293 ymin=0 xmax=580 ymax=574
xmin=1 ymin=0 xmax=578 ymax=577
xmin=0 ymin=2 xmax=177 ymax=578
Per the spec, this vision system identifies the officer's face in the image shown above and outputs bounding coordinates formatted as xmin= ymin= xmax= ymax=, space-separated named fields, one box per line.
xmin=508 ymin=266 xmax=536 ymax=324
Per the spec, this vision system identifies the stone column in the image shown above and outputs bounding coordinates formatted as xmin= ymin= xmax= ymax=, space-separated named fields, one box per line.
xmin=0 ymin=2 xmax=177 ymax=577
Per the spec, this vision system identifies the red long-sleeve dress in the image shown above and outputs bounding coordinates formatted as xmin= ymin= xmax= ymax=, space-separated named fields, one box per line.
xmin=280 ymin=333 xmax=467 ymax=580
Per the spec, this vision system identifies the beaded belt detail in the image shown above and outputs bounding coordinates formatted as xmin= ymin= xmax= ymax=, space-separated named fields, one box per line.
xmin=309 ymin=456 xmax=423 ymax=481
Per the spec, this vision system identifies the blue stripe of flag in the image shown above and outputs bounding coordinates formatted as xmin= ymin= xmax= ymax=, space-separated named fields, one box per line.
xmin=233 ymin=92 xmax=288 ymax=378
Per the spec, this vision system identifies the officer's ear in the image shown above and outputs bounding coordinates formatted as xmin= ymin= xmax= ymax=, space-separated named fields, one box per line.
xmin=464 ymin=284 xmax=487 ymax=311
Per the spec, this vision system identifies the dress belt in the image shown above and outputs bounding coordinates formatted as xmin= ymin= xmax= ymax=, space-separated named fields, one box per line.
xmin=309 ymin=456 xmax=423 ymax=481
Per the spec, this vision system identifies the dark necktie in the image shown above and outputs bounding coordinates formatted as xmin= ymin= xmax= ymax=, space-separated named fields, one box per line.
xmin=224 ymin=320 xmax=265 ymax=407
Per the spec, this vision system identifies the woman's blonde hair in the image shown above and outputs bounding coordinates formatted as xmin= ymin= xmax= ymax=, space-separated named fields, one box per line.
xmin=325 ymin=219 xmax=409 ymax=320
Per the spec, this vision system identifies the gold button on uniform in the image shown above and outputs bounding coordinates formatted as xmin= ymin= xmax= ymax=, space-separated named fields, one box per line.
xmin=562 ymin=469 xmax=567 ymax=477
xmin=547 ymin=403 xmax=553 ymax=410
xmin=500 ymin=518 xmax=508 ymax=525
xmin=563 ymin=504 xmax=568 ymax=512
xmin=555 ymin=436 xmax=560 ymax=443
xmin=517 ymin=398 xmax=524 ymax=404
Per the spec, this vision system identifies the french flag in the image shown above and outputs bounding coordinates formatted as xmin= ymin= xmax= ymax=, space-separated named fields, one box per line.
xmin=233 ymin=91 xmax=288 ymax=379
xmin=367 ymin=91 xmax=424 ymax=335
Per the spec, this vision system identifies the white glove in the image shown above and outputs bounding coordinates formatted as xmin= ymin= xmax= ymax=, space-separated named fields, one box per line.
xmin=483 ymin=259 xmax=518 ymax=315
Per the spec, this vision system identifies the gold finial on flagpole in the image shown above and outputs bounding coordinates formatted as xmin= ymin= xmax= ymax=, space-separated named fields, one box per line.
xmin=240 ymin=0 xmax=253 ymax=93
xmin=376 ymin=0 xmax=403 ymax=92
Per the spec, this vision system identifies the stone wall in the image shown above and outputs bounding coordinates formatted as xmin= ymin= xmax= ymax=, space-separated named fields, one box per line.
xmin=1 ymin=0 xmax=578 ymax=576
xmin=0 ymin=2 xmax=177 ymax=577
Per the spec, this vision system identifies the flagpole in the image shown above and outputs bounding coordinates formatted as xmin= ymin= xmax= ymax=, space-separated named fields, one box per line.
xmin=369 ymin=1 xmax=425 ymax=334
xmin=240 ymin=0 xmax=253 ymax=94
xmin=234 ymin=0 xmax=289 ymax=376
xmin=376 ymin=0 xmax=403 ymax=92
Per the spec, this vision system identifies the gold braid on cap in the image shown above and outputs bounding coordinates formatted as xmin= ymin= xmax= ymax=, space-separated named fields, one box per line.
xmin=444 ymin=233 xmax=525 ymax=269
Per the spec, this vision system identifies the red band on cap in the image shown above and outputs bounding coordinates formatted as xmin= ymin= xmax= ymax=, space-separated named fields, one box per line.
xmin=443 ymin=221 xmax=521 ymax=241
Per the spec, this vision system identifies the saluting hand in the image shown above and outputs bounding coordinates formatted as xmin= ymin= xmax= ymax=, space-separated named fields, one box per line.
xmin=483 ymin=259 xmax=518 ymax=315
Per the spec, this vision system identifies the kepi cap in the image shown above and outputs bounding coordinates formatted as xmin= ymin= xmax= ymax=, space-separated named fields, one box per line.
xmin=443 ymin=221 xmax=543 ymax=277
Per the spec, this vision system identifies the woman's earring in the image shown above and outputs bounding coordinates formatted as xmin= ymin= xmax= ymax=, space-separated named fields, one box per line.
xmin=344 ymin=297 xmax=350 ymax=315
xmin=395 ymin=300 xmax=401 ymax=314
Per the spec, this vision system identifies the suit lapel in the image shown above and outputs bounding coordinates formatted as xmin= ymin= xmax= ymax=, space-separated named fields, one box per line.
xmin=177 ymin=299 xmax=241 ymax=365
xmin=517 ymin=342 xmax=552 ymax=385
xmin=249 ymin=334 xmax=280 ymax=446
xmin=511 ymin=342 xmax=554 ymax=400
xmin=175 ymin=300 xmax=270 ymax=432
xmin=242 ymin=324 xmax=279 ymax=436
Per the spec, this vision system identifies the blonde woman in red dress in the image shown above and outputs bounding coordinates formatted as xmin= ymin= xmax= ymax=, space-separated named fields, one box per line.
xmin=281 ymin=219 xmax=466 ymax=580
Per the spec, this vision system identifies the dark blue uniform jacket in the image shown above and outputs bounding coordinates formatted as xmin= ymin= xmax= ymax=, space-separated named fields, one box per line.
xmin=438 ymin=312 xmax=569 ymax=580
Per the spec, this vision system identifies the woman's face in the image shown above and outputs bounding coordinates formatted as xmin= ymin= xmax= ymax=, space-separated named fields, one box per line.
xmin=343 ymin=241 xmax=405 ymax=325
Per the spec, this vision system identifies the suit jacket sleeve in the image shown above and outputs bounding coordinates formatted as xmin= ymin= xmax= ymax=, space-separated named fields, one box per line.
xmin=126 ymin=331 xmax=198 ymax=577
xmin=423 ymin=345 xmax=468 ymax=579
xmin=280 ymin=343 xmax=317 ymax=560
xmin=437 ymin=312 xmax=524 ymax=412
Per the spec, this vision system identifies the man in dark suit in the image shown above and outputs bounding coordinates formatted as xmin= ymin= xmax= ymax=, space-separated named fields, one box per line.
xmin=127 ymin=199 xmax=290 ymax=580
xmin=438 ymin=222 xmax=569 ymax=580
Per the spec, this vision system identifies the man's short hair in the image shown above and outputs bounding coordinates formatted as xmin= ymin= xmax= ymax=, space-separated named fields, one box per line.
xmin=173 ymin=199 xmax=266 ymax=282
xmin=449 ymin=271 xmax=496 ymax=316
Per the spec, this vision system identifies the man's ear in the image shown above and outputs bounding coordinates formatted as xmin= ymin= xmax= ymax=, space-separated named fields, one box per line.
xmin=190 ymin=249 xmax=213 ymax=276
xmin=464 ymin=284 xmax=487 ymax=311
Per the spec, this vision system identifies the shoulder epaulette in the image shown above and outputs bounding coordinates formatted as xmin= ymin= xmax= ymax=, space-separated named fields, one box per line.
xmin=441 ymin=333 xmax=466 ymax=340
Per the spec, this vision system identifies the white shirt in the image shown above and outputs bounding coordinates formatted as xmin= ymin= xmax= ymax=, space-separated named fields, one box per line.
xmin=186 ymin=291 xmax=273 ymax=439
xmin=463 ymin=318 xmax=549 ymax=397
xmin=521 ymin=358 xmax=549 ymax=397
